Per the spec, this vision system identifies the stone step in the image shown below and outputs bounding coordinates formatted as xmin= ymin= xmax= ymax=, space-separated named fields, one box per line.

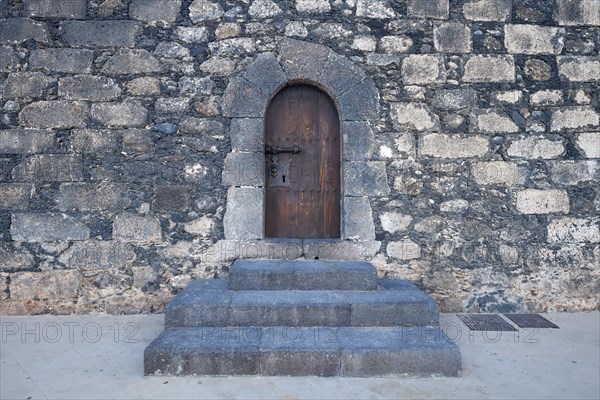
xmin=165 ymin=279 xmax=439 ymax=328
xmin=229 ymin=259 xmax=378 ymax=291
xmin=144 ymin=326 xmax=461 ymax=377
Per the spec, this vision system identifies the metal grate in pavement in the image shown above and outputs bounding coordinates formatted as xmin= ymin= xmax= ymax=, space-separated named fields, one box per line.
xmin=504 ymin=313 xmax=559 ymax=329
xmin=458 ymin=314 xmax=517 ymax=331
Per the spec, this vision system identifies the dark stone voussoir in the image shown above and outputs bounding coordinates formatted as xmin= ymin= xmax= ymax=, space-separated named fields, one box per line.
xmin=222 ymin=76 xmax=270 ymax=118
xmin=277 ymin=37 xmax=331 ymax=82
xmin=337 ymin=78 xmax=380 ymax=121
xmin=242 ymin=52 xmax=286 ymax=96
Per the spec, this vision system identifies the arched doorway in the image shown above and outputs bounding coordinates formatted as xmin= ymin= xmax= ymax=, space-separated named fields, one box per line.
xmin=264 ymin=85 xmax=341 ymax=238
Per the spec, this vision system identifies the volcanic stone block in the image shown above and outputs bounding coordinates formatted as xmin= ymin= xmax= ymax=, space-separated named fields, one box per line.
xmin=0 ymin=46 xmax=18 ymax=71
xmin=59 ymin=76 xmax=122 ymax=101
xmin=10 ymin=213 xmax=90 ymax=241
xmin=0 ymin=184 xmax=32 ymax=210
xmin=58 ymin=183 xmax=130 ymax=212
xmin=558 ymin=56 xmax=600 ymax=82
xmin=505 ymin=25 xmax=565 ymax=54
xmin=555 ymin=0 xmax=600 ymax=26
xmin=2 ymin=72 xmax=54 ymax=98
xmin=59 ymin=241 xmax=137 ymax=270
xmin=10 ymin=270 xmax=81 ymax=300
xmin=551 ymin=107 xmax=600 ymax=132
xmin=0 ymin=129 xmax=54 ymax=154
xmin=0 ymin=18 xmax=49 ymax=44
xmin=229 ymin=260 xmax=378 ymax=291
xmin=577 ymin=133 xmax=600 ymax=158
xmin=130 ymin=0 xmax=182 ymax=24
xmin=242 ymin=52 xmax=286 ymax=95
xmin=547 ymin=217 xmax=600 ymax=244
xmin=29 ymin=48 xmax=94 ymax=73
xmin=343 ymin=197 xmax=375 ymax=241
xmin=391 ymin=103 xmax=440 ymax=131
xmin=223 ymin=187 xmax=264 ymax=240
xmin=321 ymin=53 xmax=367 ymax=97
xmin=230 ymin=118 xmax=264 ymax=152
xmin=24 ymin=0 xmax=87 ymax=18
xmin=222 ymin=152 xmax=264 ymax=187
xmin=165 ymin=287 xmax=233 ymax=327
xmin=548 ymin=160 xmax=599 ymax=185
xmin=463 ymin=0 xmax=511 ymax=22
xmin=402 ymin=54 xmax=446 ymax=84
xmin=12 ymin=155 xmax=84 ymax=182
xmin=472 ymin=162 xmax=527 ymax=185
xmin=91 ymin=102 xmax=148 ymax=128
xmin=432 ymin=89 xmax=477 ymax=110
xmin=102 ymin=49 xmax=164 ymax=75
xmin=222 ymin=77 xmax=269 ymax=118
xmin=419 ymin=134 xmax=489 ymax=158
xmin=337 ymin=78 xmax=380 ymax=121
xmin=59 ymin=21 xmax=141 ymax=47
xmin=470 ymin=109 xmax=519 ymax=133
xmin=434 ymin=22 xmax=472 ymax=53
xmin=278 ymin=37 xmax=330 ymax=81
xmin=344 ymin=161 xmax=390 ymax=196
xmin=19 ymin=101 xmax=88 ymax=129
xmin=70 ymin=129 xmax=120 ymax=154
xmin=113 ymin=213 xmax=162 ymax=243
xmin=342 ymin=121 xmax=374 ymax=161
xmin=462 ymin=55 xmax=516 ymax=83
xmin=153 ymin=185 xmax=191 ymax=212
xmin=407 ymin=0 xmax=448 ymax=19
xmin=0 ymin=243 xmax=34 ymax=271
xmin=516 ymin=189 xmax=570 ymax=214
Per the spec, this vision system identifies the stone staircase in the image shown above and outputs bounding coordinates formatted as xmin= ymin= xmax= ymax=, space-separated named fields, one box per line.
xmin=144 ymin=260 xmax=461 ymax=377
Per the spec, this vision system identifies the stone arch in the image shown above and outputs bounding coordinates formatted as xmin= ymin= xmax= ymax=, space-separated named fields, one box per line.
xmin=220 ymin=38 xmax=389 ymax=260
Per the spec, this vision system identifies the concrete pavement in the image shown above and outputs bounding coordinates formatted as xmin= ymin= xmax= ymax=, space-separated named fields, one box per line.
xmin=1 ymin=312 xmax=598 ymax=399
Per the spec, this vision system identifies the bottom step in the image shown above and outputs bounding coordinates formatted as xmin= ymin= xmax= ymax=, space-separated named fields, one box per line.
xmin=144 ymin=326 xmax=461 ymax=377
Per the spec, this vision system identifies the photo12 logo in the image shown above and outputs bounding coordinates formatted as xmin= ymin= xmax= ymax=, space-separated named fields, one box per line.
xmin=1 ymin=321 xmax=140 ymax=344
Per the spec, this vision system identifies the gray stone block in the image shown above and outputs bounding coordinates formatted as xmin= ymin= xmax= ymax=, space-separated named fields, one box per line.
xmin=130 ymin=0 xmax=182 ymax=24
xmin=24 ymin=0 xmax=87 ymax=19
xmin=558 ymin=56 xmax=600 ymax=82
xmin=408 ymin=0 xmax=449 ymax=19
xmin=229 ymin=260 xmax=378 ymax=291
xmin=102 ymin=49 xmax=164 ymax=75
xmin=277 ymin=37 xmax=330 ymax=81
xmin=165 ymin=288 xmax=233 ymax=327
xmin=342 ymin=197 xmax=375 ymax=241
xmin=303 ymin=240 xmax=381 ymax=260
xmin=222 ymin=152 xmax=264 ymax=187
xmin=144 ymin=327 xmax=260 ymax=375
xmin=58 ymin=183 xmax=130 ymax=212
xmin=10 ymin=270 xmax=81 ymax=299
xmin=0 ymin=243 xmax=34 ymax=271
xmin=337 ymin=78 xmax=380 ymax=121
xmin=113 ymin=213 xmax=162 ymax=243
xmin=58 ymin=240 xmax=136 ymax=270
xmin=0 ymin=129 xmax=54 ymax=154
xmin=0 ymin=18 xmax=49 ymax=44
xmin=243 ymin=52 xmax=286 ymax=95
xmin=342 ymin=121 xmax=374 ymax=161
xmin=223 ymin=187 xmax=264 ymax=240
xmin=70 ymin=129 xmax=120 ymax=154
xmin=555 ymin=0 xmax=600 ymax=26
xmin=29 ymin=48 xmax=94 ymax=73
xmin=91 ymin=102 xmax=148 ymax=128
xmin=59 ymin=21 xmax=141 ymax=47
xmin=321 ymin=53 xmax=366 ymax=97
xmin=432 ymin=89 xmax=477 ymax=110
xmin=2 ymin=72 xmax=55 ymax=98
xmin=222 ymin=77 xmax=269 ymax=118
xmin=0 ymin=184 xmax=32 ymax=210
xmin=230 ymin=291 xmax=352 ymax=327
xmin=12 ymin=155 xmax=84 ymax=182
xmin=59 ymin=76 xmax=122 ymax=101
xmin=10 ymin=213 xmax=90 ymax=241
xmin=349 ymin=291 xmax=439 ymax=326
xmin=230 ymin=118 xmax=264 ymax=152
xmin=344 ymin=161 xmax=390 ymax=196
xmin=339 ymin=327 xmax=461 ymax=377
xmin=0 ymin=46 xmax=18 ymax=72
xmin=434 ymin=22 xmax=472 ymax=53
xmin=19 ymin=101 xmax=88 ymax=129
xmin=144 ymin=326 xmax=461 ymax=377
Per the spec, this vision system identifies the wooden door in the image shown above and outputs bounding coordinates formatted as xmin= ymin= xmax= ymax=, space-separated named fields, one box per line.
xmin=265 ymin=85 xmax=340 ymax=238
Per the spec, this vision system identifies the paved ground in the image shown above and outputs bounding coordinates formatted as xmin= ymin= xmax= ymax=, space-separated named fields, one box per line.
xmin=1 ymin=312 xmax=598 ymax=400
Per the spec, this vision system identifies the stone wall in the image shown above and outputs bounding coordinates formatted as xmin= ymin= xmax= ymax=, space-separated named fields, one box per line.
xmin=1 ymin=0 xmax=598 ymax=315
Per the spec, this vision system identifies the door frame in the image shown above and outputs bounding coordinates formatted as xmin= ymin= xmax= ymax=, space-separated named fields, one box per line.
xmin=220 ymin=38 xmax=389 ymax=260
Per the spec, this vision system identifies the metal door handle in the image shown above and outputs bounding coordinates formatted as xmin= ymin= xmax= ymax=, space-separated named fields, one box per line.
xmin=265 ymin=144 xmax=301 ymax=154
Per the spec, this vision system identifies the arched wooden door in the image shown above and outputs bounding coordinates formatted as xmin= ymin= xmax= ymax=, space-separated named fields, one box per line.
xmin=265 ymin=85 xmax=340 ymax=238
